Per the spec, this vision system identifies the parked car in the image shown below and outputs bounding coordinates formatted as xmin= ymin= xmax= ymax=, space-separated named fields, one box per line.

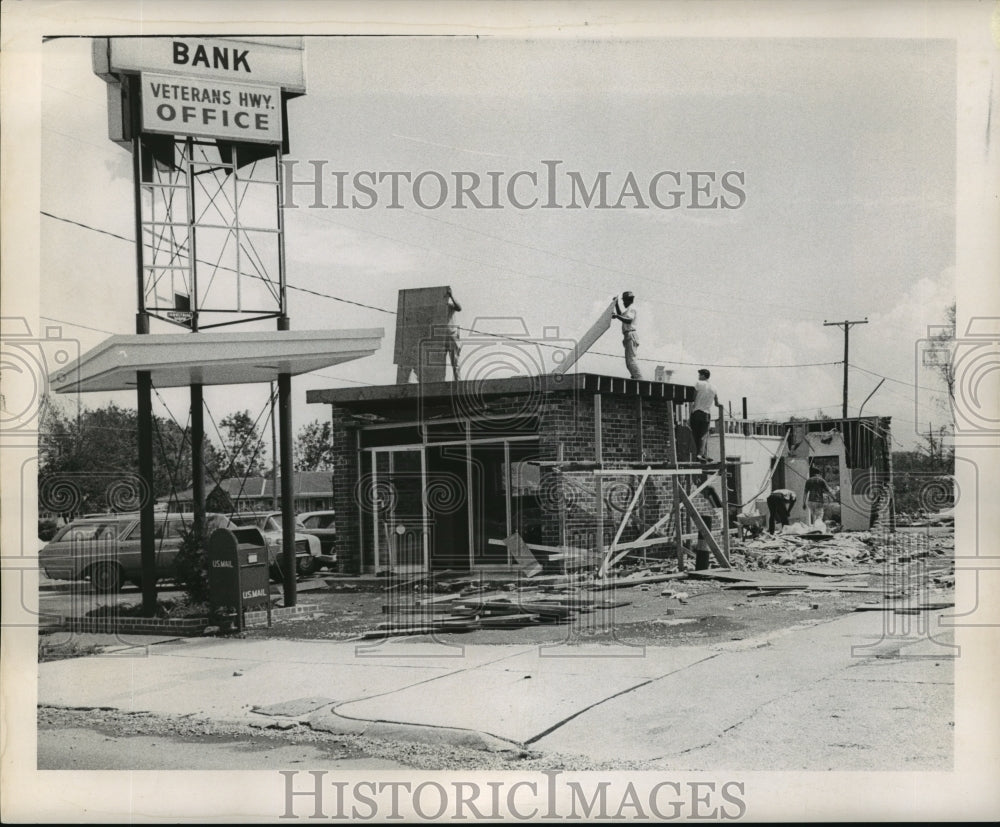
xmin=297 ymin=510 xmax=337 ymax=568
xmin=38 ymin=511 xmax=319 ymax=592
xmin=38 ymin=512 xmax=225 ymax=593
xmin=227 ymin=511 xmax=322 ymax=576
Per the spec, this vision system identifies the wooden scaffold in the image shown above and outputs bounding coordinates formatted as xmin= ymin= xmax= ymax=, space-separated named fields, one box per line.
xmin=536 ymin=399 xmax=736 ymax=577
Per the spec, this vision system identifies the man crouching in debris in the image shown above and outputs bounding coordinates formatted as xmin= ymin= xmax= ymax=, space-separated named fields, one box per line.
xmin=766 ymin=488 xmax=797 ymax=533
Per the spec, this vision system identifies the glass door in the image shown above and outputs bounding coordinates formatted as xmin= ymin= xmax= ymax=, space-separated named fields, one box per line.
xmin=371 ymin=447 xmax=426 ymax=574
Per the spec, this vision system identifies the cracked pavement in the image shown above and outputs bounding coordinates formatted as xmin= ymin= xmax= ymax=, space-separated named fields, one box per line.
xmin=37 ymin=605 xmax=955 ymax=769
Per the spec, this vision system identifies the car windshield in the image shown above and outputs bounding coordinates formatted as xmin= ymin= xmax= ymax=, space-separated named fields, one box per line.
xmin=50 ymin=520 xmax=125 ymax=542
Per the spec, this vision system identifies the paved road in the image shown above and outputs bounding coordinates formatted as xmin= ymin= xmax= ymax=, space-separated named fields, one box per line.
xmin=37 ymin=726 xmax=407 ymax=771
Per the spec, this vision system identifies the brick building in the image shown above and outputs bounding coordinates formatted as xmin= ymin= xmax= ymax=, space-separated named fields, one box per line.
xmin=307 ymin=373 xmax=699 ymax=574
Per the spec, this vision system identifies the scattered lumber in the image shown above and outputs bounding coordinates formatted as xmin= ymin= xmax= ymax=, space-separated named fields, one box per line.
xmin=362 ymin=574 xmax=634 ymax=636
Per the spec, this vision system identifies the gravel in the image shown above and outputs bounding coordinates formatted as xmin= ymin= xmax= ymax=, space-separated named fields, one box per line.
xmin=37 ymin=706 xmax=667 ymax=770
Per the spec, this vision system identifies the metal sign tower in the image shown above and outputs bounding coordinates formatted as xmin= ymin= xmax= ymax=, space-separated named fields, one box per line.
xmin=92 ymin=37 xmax=307 ymax=612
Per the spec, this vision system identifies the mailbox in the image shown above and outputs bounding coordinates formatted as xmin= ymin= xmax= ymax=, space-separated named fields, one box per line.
xmin=207 ymin=527 xmax=271 ymax=631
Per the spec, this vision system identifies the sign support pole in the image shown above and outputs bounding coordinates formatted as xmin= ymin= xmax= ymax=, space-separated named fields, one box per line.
xmin=278 ymin=314 xmax=296 ymax=607
xmin=137 ymin=370 xmax=157 ymax=614
xmin=129 ymin=80 xmax=158 ymax=616
xmin=191 ymin=383 xmax=205 ymax=538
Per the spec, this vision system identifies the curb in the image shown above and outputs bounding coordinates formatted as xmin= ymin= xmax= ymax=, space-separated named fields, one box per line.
xmin=39 ymin=581 xmax=90 ymax=593
xmin=43 ymin=603 xmax=320 ymax=637
xmin=307 ymin=710 xmax=521 ymax=753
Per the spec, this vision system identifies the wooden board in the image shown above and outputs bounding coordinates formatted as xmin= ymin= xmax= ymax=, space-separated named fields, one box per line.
xmin=589 ymin=572 xmax=687 ymax=590
xmin=551 ymin=300 xmax=615 ymax=374
xmin=724 ymin=583 xmax=890 ymax=594
xmin=787 ymin=565 xmax=873 ymax=578
xmin=722 ymin=581 xmax=826 ymax=591
xmin=479 ymin=614 xmax=542 ymax=628
xmin=686 ymin=569 xmax=767 ymax=583
xmin=393 ymin=286 xmax=451 ymax=382
xmin=505 ymin=533 xmax=543 ymax=577
xmin=418 ymin=590 xmax=510 ymax=605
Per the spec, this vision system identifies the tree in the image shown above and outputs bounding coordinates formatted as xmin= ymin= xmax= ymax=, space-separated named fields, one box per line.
xmin=928 ymin=302 xmax=956 ymax=408
xmin=917 ymin=302 xmax=956 ymax=459
xmin=294 ymin=419 xmax=334 ymax=471
xmin=153 ymin=415 xmax=223 ymax=507
xmin=892 ymin=447 xmax=954 ymax=516
xmin=218 ymin=410 xmax=268 ymax=479
xmin=37 ymin=393 xmax=74 ymax=473
xmin=38 ymin=401 xmax=221 ymax=516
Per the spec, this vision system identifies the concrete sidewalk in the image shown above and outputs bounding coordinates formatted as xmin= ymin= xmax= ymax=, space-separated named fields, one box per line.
xmin=38 ymin=608 xmax=956 ymax=768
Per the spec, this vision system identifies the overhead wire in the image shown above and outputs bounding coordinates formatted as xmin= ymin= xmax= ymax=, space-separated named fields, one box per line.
xmin=39 ymin=210 xmax=844 ymax=371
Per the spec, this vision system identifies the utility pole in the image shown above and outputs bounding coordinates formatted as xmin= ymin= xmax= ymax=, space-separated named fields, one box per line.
xmin=824 ymin=318 xmax=868 ymax=418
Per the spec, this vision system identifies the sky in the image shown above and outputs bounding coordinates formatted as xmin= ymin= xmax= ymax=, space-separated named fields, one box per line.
xmin=39 ymin=35 xmax=957 ymax=452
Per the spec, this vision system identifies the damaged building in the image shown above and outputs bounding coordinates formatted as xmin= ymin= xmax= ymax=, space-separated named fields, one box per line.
xmin=307 ymin=374 xmax=893 ymax=575
xmin=306 ymin=287 xmax=893 ymax=575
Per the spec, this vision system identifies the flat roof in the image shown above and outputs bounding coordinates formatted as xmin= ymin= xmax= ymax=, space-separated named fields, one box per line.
xmin=50 ymin=329 xmax=384 ymax=393
xmin=307 ymin=373 xmax=694 ymax=409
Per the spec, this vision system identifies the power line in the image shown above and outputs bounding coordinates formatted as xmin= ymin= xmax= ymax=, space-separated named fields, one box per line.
xmin=40 ymin=315 xmax=116 ymax=336
xmin=41 ymin=210 xmax=132 ymax=243
xmin=40 ymin=209 xmax=843 ymax=371
xmin=850 ymin=363 xmax=950 ymax=395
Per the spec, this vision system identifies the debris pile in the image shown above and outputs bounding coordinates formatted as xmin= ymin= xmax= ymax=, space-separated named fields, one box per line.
xmin=362 ymin=576 xmax=634 ymax=639
xmin=734 ymin=526 xmax=954 ymax=570
xmin=897 ymin=508 xmax=954 ymax=527
xmin=350 ymin=527 xmax=955 ymax=639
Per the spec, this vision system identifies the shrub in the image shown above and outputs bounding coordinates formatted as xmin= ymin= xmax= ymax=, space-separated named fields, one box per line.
xmin=175 ymin=523 xmax=210 ymax=604
xmin=38 ymin=519 xmax=60 ymax=541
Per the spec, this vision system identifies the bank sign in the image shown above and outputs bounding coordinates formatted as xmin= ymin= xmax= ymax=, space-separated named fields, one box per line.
xmin=93 ymin=36 xmax=304 ymax=145
xmin=141 ymin=72 xmax=282 ymax=143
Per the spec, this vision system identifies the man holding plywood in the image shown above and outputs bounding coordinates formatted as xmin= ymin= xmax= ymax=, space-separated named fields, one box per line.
xmin=393 ymin=286 xmax=462 ymax=383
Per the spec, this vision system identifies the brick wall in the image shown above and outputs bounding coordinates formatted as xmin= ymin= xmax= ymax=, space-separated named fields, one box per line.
xmin=329 ymin=407 xmax=362 ymax=573
xmin=539 ymin=393 xmax=683 ymax=549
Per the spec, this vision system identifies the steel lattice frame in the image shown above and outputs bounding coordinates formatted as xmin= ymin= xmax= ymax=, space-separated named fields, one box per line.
xmin=136 ymin=136 xmax=286 ymax=331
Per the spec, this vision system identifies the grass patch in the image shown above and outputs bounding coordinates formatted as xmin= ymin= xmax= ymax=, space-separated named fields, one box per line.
xmin=38 ymin=637 xmax=106 ymax=662
xmin=85 ymin=598 xmax=210 ymax=620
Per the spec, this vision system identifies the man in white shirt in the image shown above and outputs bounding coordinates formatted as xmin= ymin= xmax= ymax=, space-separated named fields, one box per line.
xmin=690 ymin=368 xmax=718 ymax=461
xmin=612 ymin=291 xmax=642 ymax=380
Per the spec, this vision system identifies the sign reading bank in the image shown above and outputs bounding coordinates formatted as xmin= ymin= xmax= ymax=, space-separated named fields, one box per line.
xmin=94 ymin=36 xmax=306 ymax=91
